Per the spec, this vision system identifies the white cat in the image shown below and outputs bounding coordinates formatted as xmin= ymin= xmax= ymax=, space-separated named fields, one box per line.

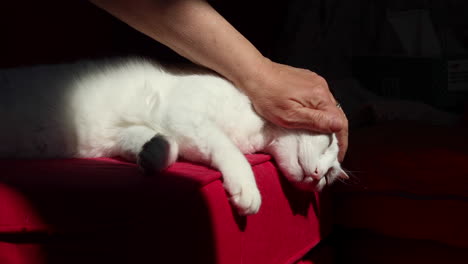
xmin=0 ymin=58 xmax=348 ymax=215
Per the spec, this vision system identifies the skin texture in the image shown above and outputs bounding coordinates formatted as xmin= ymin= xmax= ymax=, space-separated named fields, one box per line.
xmin=89 ymin=0 xmax=348 ymax=161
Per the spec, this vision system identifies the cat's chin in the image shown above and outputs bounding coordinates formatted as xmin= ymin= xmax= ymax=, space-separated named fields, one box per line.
xmin=290 ymin=177 xmax=330 ymax=192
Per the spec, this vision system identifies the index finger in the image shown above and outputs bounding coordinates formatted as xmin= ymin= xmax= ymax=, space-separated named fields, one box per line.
xmin=291 ymin=107 xmax=344 ymax=133
xmin=335 ymin=109 xmax=348 ymax=162
xmin=336 ymin=127 xmax=348 ymax=162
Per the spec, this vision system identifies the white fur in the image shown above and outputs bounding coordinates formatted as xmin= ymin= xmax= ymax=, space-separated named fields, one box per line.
xmin=0 ymin=58 xmax=347 ymax=215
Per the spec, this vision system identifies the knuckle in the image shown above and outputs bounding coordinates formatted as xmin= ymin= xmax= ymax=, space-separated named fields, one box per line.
xmin=305 ymin=70 xmax=320 ymax=79
xmin=316 ymin=75 xmax=326 ymax=83
xmin=311 ymin=113 xmax=329 ymax=131
xmin=315 ymin=89 xmax=329 ymax=98
xmin=313 ymin=75 xmax=328 ymax=86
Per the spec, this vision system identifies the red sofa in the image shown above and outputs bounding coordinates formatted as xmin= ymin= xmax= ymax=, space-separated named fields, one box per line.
xmin=0 ymin=155 xmax=333 ymax=264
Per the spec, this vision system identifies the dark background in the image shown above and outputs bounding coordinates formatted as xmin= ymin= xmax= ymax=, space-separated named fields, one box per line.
xmin=1 ymin=0 xmax=467 ymax=113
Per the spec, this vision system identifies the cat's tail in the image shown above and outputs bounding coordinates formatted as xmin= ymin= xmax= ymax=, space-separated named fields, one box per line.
xmin=137 ymin=134 xmax=179 ymax=175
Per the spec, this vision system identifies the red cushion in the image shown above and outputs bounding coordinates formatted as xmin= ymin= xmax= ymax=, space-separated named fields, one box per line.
xmin=0 ymin=155 xmax=328 ymax=264
xmin=335 ymin=122 xmax=468 ymax=248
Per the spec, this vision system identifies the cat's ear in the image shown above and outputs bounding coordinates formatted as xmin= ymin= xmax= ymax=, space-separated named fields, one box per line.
xmin=338 ymin=168 xmax=350 ymax=179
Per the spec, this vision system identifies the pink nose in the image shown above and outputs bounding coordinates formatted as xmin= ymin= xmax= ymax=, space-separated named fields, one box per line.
xmin=307 ymin=168 xmax=321 ymax=180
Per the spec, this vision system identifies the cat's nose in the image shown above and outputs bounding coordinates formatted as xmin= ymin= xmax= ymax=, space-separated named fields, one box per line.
xmin=307 ymin=168 xmax=321 ymax=180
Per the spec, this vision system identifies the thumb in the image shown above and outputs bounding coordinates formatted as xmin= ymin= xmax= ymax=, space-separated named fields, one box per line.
xmin=291 ymin=108 xmax=344 ymax=133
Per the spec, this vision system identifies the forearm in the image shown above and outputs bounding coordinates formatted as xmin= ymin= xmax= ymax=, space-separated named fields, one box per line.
xmin=90 ymin=0 xmax=267 ymax=89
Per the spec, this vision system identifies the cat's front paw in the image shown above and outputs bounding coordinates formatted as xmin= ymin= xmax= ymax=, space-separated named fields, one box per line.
xmin=228 ymin=184 xmax=262 ymax=215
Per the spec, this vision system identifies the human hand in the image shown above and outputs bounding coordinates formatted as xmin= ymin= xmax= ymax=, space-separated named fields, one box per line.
xmin=240 ymin=59 xmax=348 ymax=161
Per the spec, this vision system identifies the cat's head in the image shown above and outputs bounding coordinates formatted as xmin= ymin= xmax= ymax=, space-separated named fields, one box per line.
xmin=266 ymin=131 xmax=348 ymax=191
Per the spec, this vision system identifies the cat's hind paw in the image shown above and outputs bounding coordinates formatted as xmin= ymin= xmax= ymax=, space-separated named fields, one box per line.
xmin=229 ymin=185 xmax=262 ymax=215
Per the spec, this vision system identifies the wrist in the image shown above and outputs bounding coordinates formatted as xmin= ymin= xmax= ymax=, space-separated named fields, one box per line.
xmin=231 ymin=56 xmax=272 ymax=97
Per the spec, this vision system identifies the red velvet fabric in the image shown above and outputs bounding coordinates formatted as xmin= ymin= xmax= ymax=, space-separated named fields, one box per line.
xmin=0 ymin=155 xmax=329 ymax=264
xmin=334 ymin=122 xmax=468 ymax=260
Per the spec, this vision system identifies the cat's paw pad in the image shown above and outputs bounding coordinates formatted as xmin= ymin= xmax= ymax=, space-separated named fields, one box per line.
xmin=137 ymin=135 xmax=170 ymax=175
xmin=229 ymin=185 xmax=262 ymax=215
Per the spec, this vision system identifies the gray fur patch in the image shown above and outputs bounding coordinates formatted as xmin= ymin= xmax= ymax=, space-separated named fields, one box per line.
xmin=137 ymin=135 xmax=170 ymax=175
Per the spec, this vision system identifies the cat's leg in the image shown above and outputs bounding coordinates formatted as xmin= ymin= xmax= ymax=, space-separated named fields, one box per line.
xmin=212 ymin=142 xmax=262 ymax=215
xmin=116 ymin=125 xmax=178 ymax=174
xmin=173 ymin=122 xmax=261 ymax=215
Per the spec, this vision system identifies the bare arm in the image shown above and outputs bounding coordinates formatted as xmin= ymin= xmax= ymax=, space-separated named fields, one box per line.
xmin=89 ymin=0 xmax=263 ymax=88
xmin=89 ymin=0 xmax=348 ymax=160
